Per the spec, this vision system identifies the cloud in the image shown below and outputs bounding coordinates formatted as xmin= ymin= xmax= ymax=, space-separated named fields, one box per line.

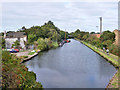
xmin=1 ymin=1 xmax=118 ymax=33
xmin=1 ymin=0 xmax=119 ymax=2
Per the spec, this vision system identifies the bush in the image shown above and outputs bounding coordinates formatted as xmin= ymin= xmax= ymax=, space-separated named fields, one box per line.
xmin=2 ymin=51 xmax=42 ymax=88
xmin=37 ymin=38 xmax=48 ymax=51
xmin=37 ymin=38 xmax=59 ymax=51
xmin=52 ymin=42 xmax=59 ymax=48
xmin=108 ymin=44 xmax=119 ymax=56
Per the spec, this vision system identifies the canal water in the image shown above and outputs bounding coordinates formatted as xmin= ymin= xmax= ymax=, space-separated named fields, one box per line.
xmin=24 ymin=39 xmax=116 ymax=88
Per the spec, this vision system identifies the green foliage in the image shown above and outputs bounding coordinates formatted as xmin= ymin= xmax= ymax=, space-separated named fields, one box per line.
xmin=102 ymin=40 xmax=113 ymax=47
xmin=52 ymin=42 xmax=59 ymax=48
xmin=37 ymin=38 xmax=48 ymax=51
xmin=22 ymin=56 xmax=28 ymax=59
xmin=1 ymin=37 xmax=5 ymax=49
xmin=19 ymin=21 xmax=67 ymax=43
xmin=72 ymin=29 xmax=89 ymax=40
xmin=2 ymin=51 xmax=42 ymax=88
xmin=73 ymin=29 xmax=117 ymax=56
xmin=82 ymin=34 xmax=89 ymax=40
xmin=52 ymin=31 xmax=61 ymax=42
xmin=37 ymin=38 xmax=58 ymax=51
xmin=28 ymin=52 xmax=35 ymax=55
xmin=28 ymin=34 xmax=37 ymax=44
xmin=100 ymin=30 xmax=115 ymax=42
xmin=12 ymin=40 xmax=20 ymax=48
xmin=108 ymin=44 xmax=119 ymax=56
xmin=90 ymin=32 xmax=95 ymax=34
xmin=75 ymin=29 xmax=80 ymax=34
xmin=59 ymin=31 xmax=65 ymax=40
xmin=22 ymin=26 xmax=26 ymax=30
xmin=44 ymin=38 xmax=53 ymax=49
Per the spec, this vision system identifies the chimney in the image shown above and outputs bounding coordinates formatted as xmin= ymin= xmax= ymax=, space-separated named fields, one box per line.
xmin=4 ymin=31 xmax=6 ymax=39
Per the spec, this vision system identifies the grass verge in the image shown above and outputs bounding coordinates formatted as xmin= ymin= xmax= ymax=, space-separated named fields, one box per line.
xmin=80 ymin=40 xmax=119 ymax=68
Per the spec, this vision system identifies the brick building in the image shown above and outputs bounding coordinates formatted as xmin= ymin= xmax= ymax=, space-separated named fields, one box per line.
xmin=113 ymin=29 xmax=120 ymax=46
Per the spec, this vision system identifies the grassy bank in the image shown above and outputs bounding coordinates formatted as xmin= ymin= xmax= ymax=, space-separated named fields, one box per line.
xmin=77 ymin=39 xmax=119 ymax=68
xmin=76 ymin=39 xmax=119 ymax=88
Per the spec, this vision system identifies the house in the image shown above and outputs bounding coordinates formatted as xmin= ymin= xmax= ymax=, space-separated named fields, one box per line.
xmin=113 ymin=29 xmax=120 ymax=45
xmin=4 ymin=31 xmax=27 ymax=49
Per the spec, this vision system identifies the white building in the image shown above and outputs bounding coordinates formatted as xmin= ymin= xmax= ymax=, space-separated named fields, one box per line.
xmin=4 ymin=32 xmax=27 ymax=49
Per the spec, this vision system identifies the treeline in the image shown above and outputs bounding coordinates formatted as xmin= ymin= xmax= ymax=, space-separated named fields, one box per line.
xmin=2 ymin=51 xmax=43 ymax=88
xmin=17 ymin=21 xmax=69 ymax=50
xmin=19 ymin=21 xmax=69 ymax=44
xmin=71 ymin=29 xmax=120 ymax=56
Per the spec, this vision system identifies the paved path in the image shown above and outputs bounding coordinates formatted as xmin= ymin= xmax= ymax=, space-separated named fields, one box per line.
xmin=14 ymin=51 xmax=30 ymax=56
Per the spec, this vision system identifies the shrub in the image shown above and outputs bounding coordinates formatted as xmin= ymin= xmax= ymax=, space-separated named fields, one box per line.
xmin=2 ymin=51 xmax=42 ymax=88
xmin=108 ymin=44 xmax=119 ymax=56
xmin=37 ymin=38 xmax=48 ymax=51
xmin=52 ymin=42 xmax=59 ymax=48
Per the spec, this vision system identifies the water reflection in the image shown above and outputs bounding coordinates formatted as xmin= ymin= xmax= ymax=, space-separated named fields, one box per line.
xmin=25 ymin=39 xmax=116 ymax=88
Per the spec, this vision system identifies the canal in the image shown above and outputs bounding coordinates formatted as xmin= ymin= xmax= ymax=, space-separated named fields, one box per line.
xmin=25 ymin=39 xmax=116 ymax=88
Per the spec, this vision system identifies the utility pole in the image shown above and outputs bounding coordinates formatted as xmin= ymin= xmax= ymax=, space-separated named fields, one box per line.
xmin=100 ymin=17 xmax=102 ymax=35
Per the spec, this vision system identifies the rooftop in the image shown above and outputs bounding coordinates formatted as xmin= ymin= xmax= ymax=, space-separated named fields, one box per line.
xmin=6 ymin=32 xmax=26 ymax=38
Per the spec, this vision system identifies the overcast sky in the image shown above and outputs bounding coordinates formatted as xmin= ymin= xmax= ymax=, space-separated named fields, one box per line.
xmin=1 ymin=1 xmax=118 ymax=33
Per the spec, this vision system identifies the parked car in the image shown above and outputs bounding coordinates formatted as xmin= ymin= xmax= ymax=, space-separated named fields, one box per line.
xmin=4 ymin=49 xmax=12 ymax=51
xmin=14 ymin=49 xmax=19 ymax=52
xmin=10 ymin=49 xmax=17 ymax=53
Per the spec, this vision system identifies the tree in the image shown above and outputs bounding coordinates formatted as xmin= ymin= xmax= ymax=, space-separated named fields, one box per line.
xmin=18 ymin=21 xmax=68 ymax=43
xmin=22 ymin=26 xmax=26 ymax=30
xmin=52 ymin=32 xmax=61 ymax=42
xmin=60 ymin=31 xmax=65 ymax=40
xmin=28 ymin=34 xmax=37 ymax=44
xmin=12 ymin=40 xmax=20 ymax=48
xmin=90 ymin=32 xmax=95 ymax=34
xmin=75 ymin=29 xmax=80 ymax=34
xmin=37 ymin=38 xmax=48 ymax=51
xmin=100 ymin=30 xmax=115 ymax=43
xmin=82 ymin=34 xmax=89 ymax=40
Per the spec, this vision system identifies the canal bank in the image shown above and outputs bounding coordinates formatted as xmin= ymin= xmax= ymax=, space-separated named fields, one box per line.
xmin=21 ymin=50 xmax=41 ymax=63
xmin=76 ymin=39 xmax=119 ymax=88
xmin=77 ymin=39 xmax=119 ymax=68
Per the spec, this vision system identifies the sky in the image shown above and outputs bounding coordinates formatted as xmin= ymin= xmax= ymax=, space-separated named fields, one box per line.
xmin=1 ymin=0 xmax=119 ymax=33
